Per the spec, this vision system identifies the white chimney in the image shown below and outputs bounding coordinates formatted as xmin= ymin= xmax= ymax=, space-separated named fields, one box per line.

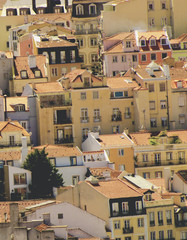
xmin=21 ymin=136 xmax=28 ymax=165
xmin=28 ymin=55 xmax=36 ymax=69
xmin=163 ymin=64 xmax=170 ymax=79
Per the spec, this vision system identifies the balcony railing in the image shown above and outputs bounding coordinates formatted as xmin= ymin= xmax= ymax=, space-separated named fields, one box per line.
xmin=80 ymin=117 xmax=89 ymax=123
xmin=150 ymin=220 xmax=155 ymax=226
xmin=54 ymin=118 xmax=72 ymax=124
xmin=158 ymin=219 xmax=163 ymax=225
xmin=123 ymin=227 xmax=133 ymax=234
xmin=136 ymin=158 xmax=187 ymax=168
xmin=167 ymin=219 xmax=172 ymax=225
xmin=175 ymin=220 xmax=187 ymax=227
xmin=111 ymin=114 xmax=122 ymax=122
xmin=55 ymin=136 xmax=73 ymax=144
xmin=0 ymin=141 xmax=31 ymax=148
xmin=93 ymin=116 xmax=101 ymax=122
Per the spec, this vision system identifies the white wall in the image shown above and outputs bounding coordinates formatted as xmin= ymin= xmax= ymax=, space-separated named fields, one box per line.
xmin=26 ymin=202 xmax=107 ymax=238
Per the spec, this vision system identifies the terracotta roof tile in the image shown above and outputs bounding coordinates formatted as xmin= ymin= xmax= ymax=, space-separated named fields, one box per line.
xmin=0 ymin=151 xmax=21 ymax=161
xmin=14 ymin=55 xmax=47 ymax=80
xmin=36 ymin=38 xmax=77 ymax=48
xmin=85 ymin=179 xmax=143 ymax=198
xmin=31 ymin=82 xmax=63 ymax=94
xmin=107 ymin=77 xmax=139 ymax=89
xmin=35 ymin=223 xmax=49 ymax=232
xmin=98 ymin=134 xmax=134 ymax=148
xmin=30 ymin=13 xmax=71 ymax=22
xmin=90 ymin=167 xmax=122 ymax=179
xmin=0 ymin=121 xmax=30 ymax=136
xmin=33 ymin=145 xmax=82 ymax=157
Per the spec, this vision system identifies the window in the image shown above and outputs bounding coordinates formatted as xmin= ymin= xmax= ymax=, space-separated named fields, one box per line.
xmin=21 ymin=70 xmax=27 ymax=79
xmin=126 ymin=41 xmax=131 ymax=48
xmin=70 ymin=50 xmax=75 ymax=62
xmin=149 ymin=101 xmax=155 ymax=110
xmin=93 ymin=109 xmax=100 ymax=122
xmin=61 ymin=67 xmax=67 ymax=75
xmin=161 ymin=2 xmax=166 ymax=9
xmin=6 ymin=42 xmax=9 ymax=48
xmin=150 ymin=39 xmax=156 ymax=46
xmin=76 ymin=4 xmax=84 ymax=15
xmin=161 ymin=117 xmax=167 ymax=127
xmin=160 ymin=100 xmax=166 ymax=109
xmin=81 ymin=92 xmax=86 ymax=100
xmin=166 ymin=152 xmax=172 ymax=161
xmin=91 ymin=54 xmax=98 ymax=63
xmin=20 ymin=121 xmax=28 ymax=130
xmin=77 ymin=38 xmax=84 ymax=47
xmin=125 ymin=107 xmax=131 ymax=118
xmin=159 ymin=231 xmax=164 ymax=239
xmin=113 ymin=56 xmax=118 ymax=63
xmin=114 ymin=220 xmax=120 ymax=229
xmin=155 ymin=171 xmax=162 ymax=178
xmin=58 ymin=213 xmax=63 ymax=219
xmin=54 ymin=7 xmax=61 ymax=13
xmin=151 ymin=53 xmax=156 ymax=61
xmin=76 ymin=24 xmax=83 ymax=31
xmin=118 ymin=149 xmax=124 ymax=156
xmin=145 ymin=193 xmax=152 ymax=201
xmin=93 ymin=91 xmax=99 ymax=99
xmin=149 ymin=83 xmax=154 ymax=92
xmin=158 ymin=211 xmax=163 ymax=225
xmin=138 ymin=218 xmax=144 ymax=227
xmin=149 ymin=212 xmax=155 ymax=226
xmin=12 ymin=31 xmax=17 ymax=40
xmin=122 ymin=55 xmax=126 ymax=62
xmin=167 ymin=230 xmax=173 ymax=239
xmin=60 ymin=51 xmax=66 ymax=63
xmin=179 ymin=114 xmax=185 ymax=124
xmin=90 ymin=38 xmax=97 ymax=46
xmin=81 ymin=108 xmax=88 ymax=122
xmin=140 ymin=39 xmax=146 ymax=47
xmin=112 ymin=126 xmax=119 ymax=134
xmin=38 ymin=8 xmax=44 ymax=14
xmin=122 ymin=202 xmax=129 ymax=213
xmin=6 ymin=25 xmax=11 ymax=31
xmin=161 ymin=18 xmax=167 ymax=26
xmin=142 ymin=154 xmax=148 ymax=162
xmin=135 ymin=201 xmax=142 ymax=212
xmin=82 ymin=128 xmax=89 ymax=141
xmin=72 ymin=175 xmax=80 ymax=185
xmin=9 ymin=136 xmax=15 ymax=146
xmin=125 ymin=238 xmax=131 ymax=240
xmin=162 ymin=53 xmax=167 ymax=59
xmin=51 ymin=52 xmax=56 ymax=64
xmin=181 ymin=196 xmax=185 ymax=202
xmin=14 ymin=173 xmax=27 ymax=185
xmin=124 ymin=219 xmax=130 ymax=229
xmin=150 ymin=118 xmax=157 ymax=127
xmin=70 ymin=156 xmax=77 ymax=166
xmin=89 ymin=4 xmax=96 ymax=15
xmin=159 ymin=82 xmax=166 ymax=92
xmin=141 ymin=53 xmax=147 ymax=61
xmin=166 ymin=210 xmax=172 ymax=224
xmin=148 ymin=3 xmax=154 ymax=10
xmin=112 ymin=202 xmax=119 ymax=215
xmin=178 ymin=151 xmax=185 ymax=163
xmin=143 ymin=172 xmax=150 ymax=179
xmin=132 ymin=55 xmax=137 ymax=62
xmin=149 ymin=18 xmax=155 ymax=26
xmin=138 ymin=237 xmax=144 ymax=240
xmin=51 ymin=68 xmax=58 ymax=77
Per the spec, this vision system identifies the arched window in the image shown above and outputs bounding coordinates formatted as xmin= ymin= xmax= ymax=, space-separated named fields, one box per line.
xmin=89 ymin=4 xmax=96 ymax=15
xmin=76 ymin=5 xmax=84 ymax=15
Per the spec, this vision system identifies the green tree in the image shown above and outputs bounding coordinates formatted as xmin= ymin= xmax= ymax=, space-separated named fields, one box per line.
xmin=23 ymin=148 xmax=64 ymax=198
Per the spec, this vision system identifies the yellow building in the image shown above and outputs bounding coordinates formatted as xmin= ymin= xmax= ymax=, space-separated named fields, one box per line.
xmin=129 ymin=130 xmax=187 ymax=179
xmin=23 ymin=69 xmax=140 ymax=148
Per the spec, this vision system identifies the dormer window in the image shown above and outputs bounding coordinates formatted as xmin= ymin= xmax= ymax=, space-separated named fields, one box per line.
xmin=160 ymin=38 xmax=167 ymax=45
xmin=35 ymin=70 xmax=41 ymax=78
xmin=21 ymin=70 xmax=27 ymax=79
xmin=140 ymin=39 xmax=146 ymax=47
xmin=84 ymin=77 xmax=90 ymax=87
xmin=20 ymin=8 xmax=30 ymax=15
xmin=150 ymin=38 xmax=156 ymax=46
xmin=126 ymin=41 xmax=131 ymax=48
xmin=14 ymin=104 xmax=25 ymax=111
xmin=145 ymin=193 xmax=152 ymax=201
xmin=37 ymin=8 xmax=45 ymax=14
xmin=89 ymin=4 xmax=97 ymax=15
xmin=6 ymin=9 xmax=17 ymax=16
xmin=76 ymin=5 xmax=84 ymax=15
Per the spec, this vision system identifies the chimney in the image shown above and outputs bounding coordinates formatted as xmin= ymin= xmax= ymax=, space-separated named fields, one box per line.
xmin=10 ymin=203 xmax=19 ymax=226
xmin=21 ymin=137 xmax=28 ymax=165
xmin=163 ymin=64 xmax=170 ymax=79
xmin=164 ymin=167 xmax=171 ymax=191
xmin=47 ymin=0 xmax=55 ymax=13
xmin=28 ymin=55 xmax=36 ymax=69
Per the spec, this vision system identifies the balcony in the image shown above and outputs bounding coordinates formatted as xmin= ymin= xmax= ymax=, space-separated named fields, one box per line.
xmin=167 ymin=219 xmax=172 ymax=225
xmin=136 ymin=158 xmax=187 ymax=168
xmin=111 ymin=113 xmax=122 ymax=122
xmin=93 ymin=116 xmax=101 ymax=122
xmin=150 ymin=220 xmax=155 ymax=226
xmin=55 ymin=136 xmax=73 ymax=144
xmin=123 ymin=227 xmax=133 ymax=234
xmin=158 ymin=219 xmax=163 ymax=225
xmin=40 ymin=99 xmax=72 ymax=108
xmin=0 ymin=141 xmax=31 ymax=148
xmin=175 ymin=220 xmax=187 ymax=227
xmin=81 ymin=117 xmax=89 ymax=123
xmin=54 ymin=118 xmax=72 ymax=125
xmin=155 ymin=160 xmax=161 ymax=166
